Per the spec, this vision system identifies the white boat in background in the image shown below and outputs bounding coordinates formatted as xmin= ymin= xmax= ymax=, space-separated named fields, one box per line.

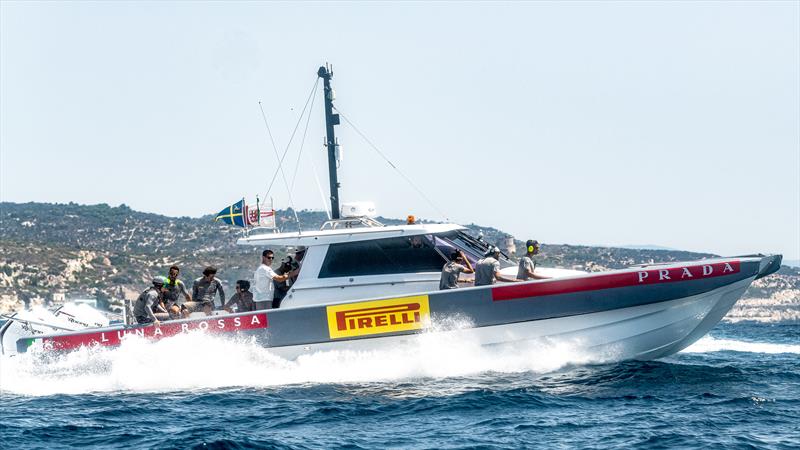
xmin=1 ymin=65 xmax=782 ymax=362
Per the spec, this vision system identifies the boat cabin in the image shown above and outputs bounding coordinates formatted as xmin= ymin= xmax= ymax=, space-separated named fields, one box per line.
xmin=237 ymin=218 xmax=514 ymax=308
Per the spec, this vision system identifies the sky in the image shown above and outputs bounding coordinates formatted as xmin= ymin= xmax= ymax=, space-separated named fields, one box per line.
xmin=1 ymin=2 xmax=798 ymax=260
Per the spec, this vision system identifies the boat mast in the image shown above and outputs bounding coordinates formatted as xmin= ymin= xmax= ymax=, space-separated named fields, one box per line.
xmin=318 ymin=64 xmax=341 ymax=219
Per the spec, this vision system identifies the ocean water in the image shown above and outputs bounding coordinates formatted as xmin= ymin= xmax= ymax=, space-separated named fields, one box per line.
xmin=1 ymin=322 xmax=798 ymax=449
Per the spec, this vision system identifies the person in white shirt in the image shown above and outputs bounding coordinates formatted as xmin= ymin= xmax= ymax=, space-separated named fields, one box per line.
xmin=253 ymin=249 xmax=292 ymax=310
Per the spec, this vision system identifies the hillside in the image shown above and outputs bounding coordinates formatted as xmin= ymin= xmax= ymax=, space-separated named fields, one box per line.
xmin=1 ymin=202 xmax=797 ymax=322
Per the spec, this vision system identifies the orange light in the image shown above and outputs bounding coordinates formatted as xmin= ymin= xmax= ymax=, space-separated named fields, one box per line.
xmin=407 ymin=215 xmax=416 ymax=224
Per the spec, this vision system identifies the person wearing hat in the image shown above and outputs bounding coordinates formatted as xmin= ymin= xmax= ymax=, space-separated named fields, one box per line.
xmin=272 ymin=246 xmax=307 ymax=309
xmin=133 ymin=277 xmax=167 ymax=325
xmin=518 ymin=240 xmax=548 ymax=281
xmin=474 ymin=246 xmax=519 ymax=286
xmin=287 ymin=246 xmax=306 ymax=286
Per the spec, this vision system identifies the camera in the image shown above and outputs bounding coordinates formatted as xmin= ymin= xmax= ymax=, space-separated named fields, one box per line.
xmin=279 ymin=256 xmax=300 ymax=274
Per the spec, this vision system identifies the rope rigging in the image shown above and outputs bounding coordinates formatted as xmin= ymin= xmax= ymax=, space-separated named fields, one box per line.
xmin=332 ymin=106 xmax=450 ymax=222
xmin=287 ymin=87 xmax=331 ymax=219
xmin=290 ymin=81 xmax=318 ymax=192
xmin=258 ymin=77 xmax=321 ymax=230
xmin=257 ymin=75 xmax=448 ymax=225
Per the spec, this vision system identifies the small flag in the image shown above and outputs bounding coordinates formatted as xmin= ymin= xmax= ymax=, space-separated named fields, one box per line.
xmin=246 ymin=205 xmax=276 ymax=227
xmin=214 ymin=199 xmax=246 ymax=227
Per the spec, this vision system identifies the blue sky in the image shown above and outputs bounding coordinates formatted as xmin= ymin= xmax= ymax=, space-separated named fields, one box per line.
xmin=1 ymin=2 xmax=798 ymax=259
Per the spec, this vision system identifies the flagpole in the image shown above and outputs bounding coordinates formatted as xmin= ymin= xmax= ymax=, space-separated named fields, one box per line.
xmin=256 ymin=195 xmax=261 ymax=227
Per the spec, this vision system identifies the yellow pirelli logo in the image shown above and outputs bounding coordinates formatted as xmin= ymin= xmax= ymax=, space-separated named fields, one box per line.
xmin=327 ymin=295 xmax=431 ymax=339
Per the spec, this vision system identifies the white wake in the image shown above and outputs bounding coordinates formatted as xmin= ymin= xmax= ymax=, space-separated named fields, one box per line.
xmin=682 ymin=336 xmax=800 ymax=355
xmin=0 ymin=325 xmax=597 ymax=397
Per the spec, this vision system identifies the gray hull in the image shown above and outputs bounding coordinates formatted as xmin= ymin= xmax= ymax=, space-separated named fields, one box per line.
xmin=14 ymin=255 xmax=781 ymax=363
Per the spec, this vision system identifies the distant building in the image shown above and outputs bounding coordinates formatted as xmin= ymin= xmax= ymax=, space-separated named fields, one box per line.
xmin=52 ymin=291 xmax=66 ymax=304
xmin=503 ymin=235 xmax=516 ymax=257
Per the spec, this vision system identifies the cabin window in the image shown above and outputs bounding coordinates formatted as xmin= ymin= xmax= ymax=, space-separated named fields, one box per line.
xmin=435 ymin=230 xmax=515 ymax=269
xmin=319 ymin=235 xmax=447 ymax=278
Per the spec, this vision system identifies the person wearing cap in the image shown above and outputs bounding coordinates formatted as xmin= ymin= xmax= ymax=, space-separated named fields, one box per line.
xmin=272 ymin=246 xmax=305 ymax=309
xmin=133 ymin=277 xmax=167 ymax=325
xmin=287 ymin=246 xmax=306 ymax=287
xmin=439 ymin=250 xmax=475 ymax=290
xmin=518 ymin=240 xmax=548 ymax=281
xmin=191 ymin=266 xmax=226 ymax=311
xmin=475 ymin=246 xmax=519 ymax=286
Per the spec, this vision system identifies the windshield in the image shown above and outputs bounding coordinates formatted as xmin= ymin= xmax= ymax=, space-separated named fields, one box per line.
xmin=432 ymin=230 xmax=514 ymax=269
xmin=318 ymin=234 xmax=448 ymax=277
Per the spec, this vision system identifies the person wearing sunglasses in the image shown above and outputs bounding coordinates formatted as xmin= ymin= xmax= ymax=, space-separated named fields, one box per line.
xmin=253 ymin=249 xmax=292 ymax=310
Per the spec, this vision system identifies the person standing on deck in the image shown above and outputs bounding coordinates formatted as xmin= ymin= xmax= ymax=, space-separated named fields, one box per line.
xmin=254 ymin=250 xmax=291 ymax=310
xmin=518 ymin=240 xmax=549 ymax=281
xmin=475 ymin=246 xmax=518 ymax=286
xmin=439 ymin=250 xmax=475 ymax=290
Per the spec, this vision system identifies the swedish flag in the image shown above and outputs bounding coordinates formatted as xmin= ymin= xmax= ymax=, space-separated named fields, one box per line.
xmin=214 ymin=199 xmax=246 ymax=227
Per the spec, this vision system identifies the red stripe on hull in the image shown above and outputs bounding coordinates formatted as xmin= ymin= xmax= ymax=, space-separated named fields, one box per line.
xmin=42 ymin=312 xmax=268 ymax=351
xmin=492 ymin=260 xmax=741 ymax=302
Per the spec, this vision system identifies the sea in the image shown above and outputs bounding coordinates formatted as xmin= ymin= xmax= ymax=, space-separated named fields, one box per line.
xmin=1 ymin=322 xmax=798 ymax=449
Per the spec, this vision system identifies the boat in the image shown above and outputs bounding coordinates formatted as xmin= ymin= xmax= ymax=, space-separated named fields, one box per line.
xmin=1 ymin=65 xmax=782 ymax=361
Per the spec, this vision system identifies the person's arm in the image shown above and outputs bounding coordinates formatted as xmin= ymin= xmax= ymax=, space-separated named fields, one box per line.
xmin=526 ymin=268 xmax=549 ymax=280
xmin=268 ymin=266 xmax=289 ymax=283
xmin=495 ymin=270 xmax=518 ymax=283
xmin=223 ymin=293 xmax=237 ymax=312
xmin=456 ymin=264 xmax=473 ymax=284
xmin=146 ymin=293 xmax=160 ymax=325
xmin=154 ymin=299 xmax=168 ymax=314
xmin=192 ymin=281 xmax=200 ymax=302
xmin=460 ymin=251 xmax=475 ymax=274
xmin=494 ymin=261 xmax=518 ymax=283
xmin=272 ymin=273 xmax=290 ymax=283
xmin=525 ymin=260 xmax=549 ymax=280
